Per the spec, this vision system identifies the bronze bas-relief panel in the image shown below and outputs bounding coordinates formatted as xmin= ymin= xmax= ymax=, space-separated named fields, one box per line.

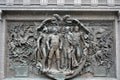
xmin=6 ymin=14 xmax=115 ymax=79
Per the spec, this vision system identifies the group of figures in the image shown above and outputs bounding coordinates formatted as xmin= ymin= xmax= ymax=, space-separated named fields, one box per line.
xmin=35 ymin=14 xmax=90 ymax=76
xmin=7 ymin=14 xmax=114 ymax=79
xmin=36 ymin=23 xmax=87 ymax=72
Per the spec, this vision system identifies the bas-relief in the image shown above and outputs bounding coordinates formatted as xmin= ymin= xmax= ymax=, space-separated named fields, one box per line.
xmin=6 ymin=14 xmax=115 ymax=79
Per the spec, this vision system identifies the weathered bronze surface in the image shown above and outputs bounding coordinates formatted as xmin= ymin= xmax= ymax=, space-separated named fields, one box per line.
xmin=7 ymin=14 xmax=115 ymax=79
xmin=14 ymin=65 xmax=29 ymax=77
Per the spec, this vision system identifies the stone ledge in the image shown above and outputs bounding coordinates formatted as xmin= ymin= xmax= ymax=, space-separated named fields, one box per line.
xmin=3 ymin=78 xmax=117 ymax=80
xmin=0 ymin=6 xmax=119 ymax=11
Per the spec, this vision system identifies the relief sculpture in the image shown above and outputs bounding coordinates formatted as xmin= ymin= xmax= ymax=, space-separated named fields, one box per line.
xmin=7 ymin=14 xmax=115 ymax=79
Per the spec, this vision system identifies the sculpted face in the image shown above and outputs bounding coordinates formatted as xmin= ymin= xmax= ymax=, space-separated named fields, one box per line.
xmin=65 ymin=26 xmax=70 ymax=32
xmin=42 ymin=27 xmax=48 ymax=33
xmin=74 ymin=26 xmax=79 ymax=32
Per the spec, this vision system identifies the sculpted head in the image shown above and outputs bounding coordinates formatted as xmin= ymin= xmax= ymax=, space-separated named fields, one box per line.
xmin=42 ymin=26 xmax=48 ymax=33
xmin=64 ymin=26 xmax=70 ymax=32
xmin=74 ymin=26 xmax=80 ymax=32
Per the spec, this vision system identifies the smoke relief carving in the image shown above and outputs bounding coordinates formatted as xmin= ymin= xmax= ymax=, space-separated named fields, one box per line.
xmin=7 ymin=14 xmax=115 ymax=79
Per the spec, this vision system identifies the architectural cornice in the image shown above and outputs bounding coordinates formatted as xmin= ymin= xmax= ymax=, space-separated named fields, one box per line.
xmin=0 ymin=0 xmax=119 ymax=11
xmin=0 ymin=6 xmax=120 ymax=12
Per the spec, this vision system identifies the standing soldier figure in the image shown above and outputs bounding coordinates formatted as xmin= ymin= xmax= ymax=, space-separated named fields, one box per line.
xmin=72 ymin=26 xmax=84 ymax=62
xmin=63 ymin=27 xmax=78 ymax=72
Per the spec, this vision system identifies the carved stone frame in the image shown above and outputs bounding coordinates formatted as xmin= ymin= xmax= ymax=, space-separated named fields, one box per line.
xmin=0 ymin=10 xmax=119 ymax=80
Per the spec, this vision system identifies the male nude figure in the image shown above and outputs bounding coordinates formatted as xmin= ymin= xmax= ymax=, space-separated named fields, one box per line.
xmin=47 ymin=31 xmax=62 ymax=71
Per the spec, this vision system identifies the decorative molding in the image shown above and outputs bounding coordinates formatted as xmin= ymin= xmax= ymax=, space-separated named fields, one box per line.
xmin=23 ymin=0 xmax=30 ymax=5
xmin=91 ymin=0 xmax=98 ymax=6
xmin=0 ymin=0 xmax=120 ymax=8
xmin=107 ymin=0 xmax=115 ymax=6
xmin=6 ymin=0 xmax=14 ymax=5
xmin=40 ymin=0 xmax=48 ymax=6
xmin=74 ymin=0 xmax=81 ymax=6
xmin=57 ymin=0 xmax=64 ymax=5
